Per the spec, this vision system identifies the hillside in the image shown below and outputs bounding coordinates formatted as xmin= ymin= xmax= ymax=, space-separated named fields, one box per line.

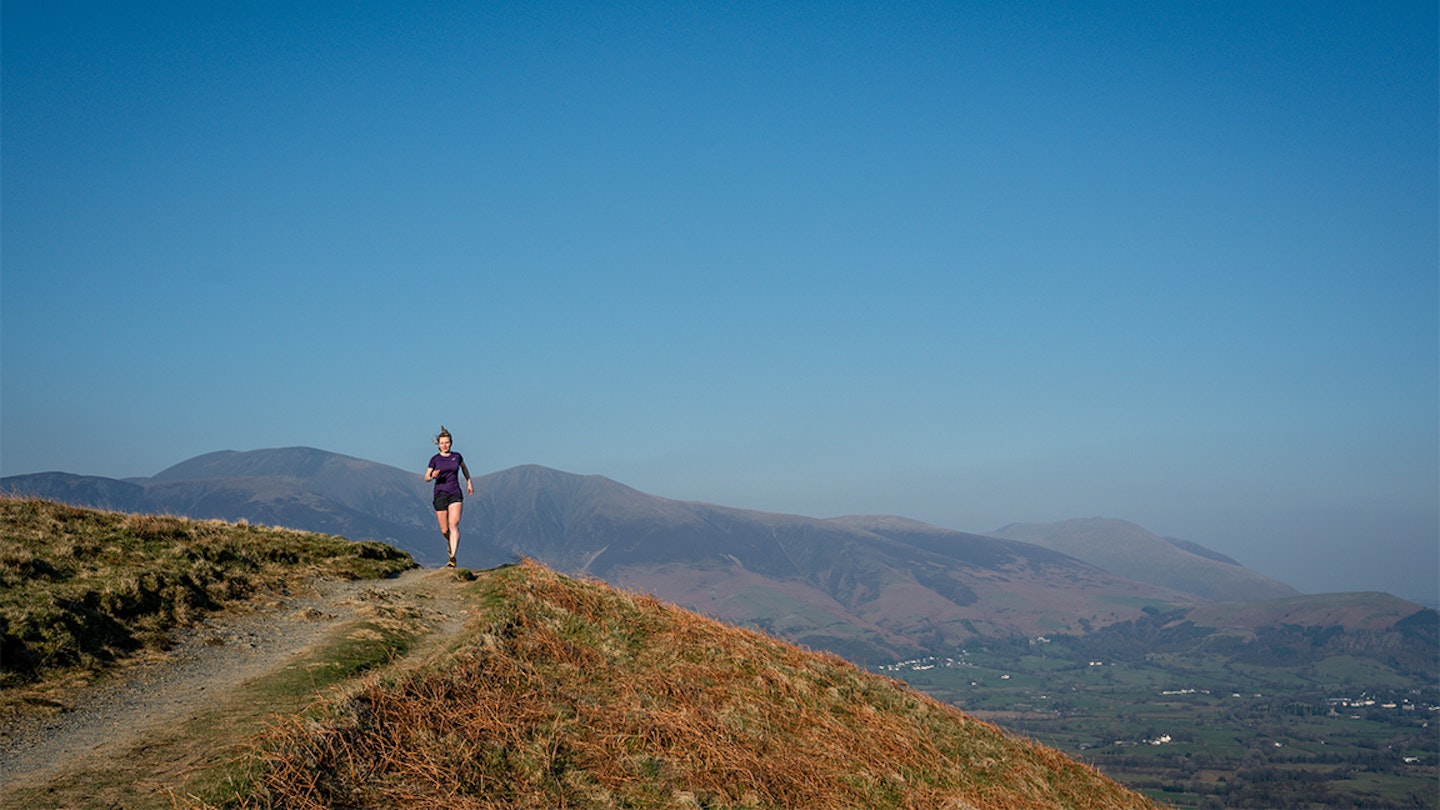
xmin=469 ymin=466 xmax=1214 ymax=662
xmin=222 ymin=560 xmax=1164 ymax=809
xmin=991 ymin=517 xmax=1299 ymax=602
xmin=0 ymin=496 xmax=415 ymax=689
xmin=0 ymin=500 xmax=1163 ymax=810
xmin=4 ymin=451 xmax=1205 ymax=663
xmin=1186 ymin=590 xmax=1434 ymax=634
xmin=3 ymin=449 xmax=440 ymax=564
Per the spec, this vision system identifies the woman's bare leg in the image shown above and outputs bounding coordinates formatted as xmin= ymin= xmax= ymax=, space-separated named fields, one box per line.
xmin=435 ymin=510 xmax=451 ymax=561
xmin=446 ymin=501 xmax=463 ymax=561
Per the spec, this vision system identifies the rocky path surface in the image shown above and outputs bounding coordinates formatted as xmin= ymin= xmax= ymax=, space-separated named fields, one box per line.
xmin=0 ymin=567 xmax=475 ymax=808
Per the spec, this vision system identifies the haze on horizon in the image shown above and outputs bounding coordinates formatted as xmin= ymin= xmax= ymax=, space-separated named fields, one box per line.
xmin=2 ymin=2 xmax=1436 ymax=604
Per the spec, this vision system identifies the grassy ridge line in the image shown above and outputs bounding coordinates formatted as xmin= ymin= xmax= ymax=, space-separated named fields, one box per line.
xmin=217 ymin=561 xmax=1165 ymax=810
xmin=0 ymin=496 xmax=415 ymax=693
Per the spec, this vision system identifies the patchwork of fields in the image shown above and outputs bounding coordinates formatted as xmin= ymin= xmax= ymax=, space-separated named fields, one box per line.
xmin=887 ymin=642 xmax=1438 ymax=809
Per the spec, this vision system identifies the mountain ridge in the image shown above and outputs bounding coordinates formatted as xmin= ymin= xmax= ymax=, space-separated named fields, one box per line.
xmin=992 ymin=516 xmax=1299 ymax=601
xmin=7 ymin=446 xmax=1418 ymax=668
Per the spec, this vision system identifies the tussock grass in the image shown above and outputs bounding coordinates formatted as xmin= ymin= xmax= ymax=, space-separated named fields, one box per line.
xmin=0 ymin=582 xmax=440 ymax=810
xmin=0 ymin=496 xmax=414 ymax=691
xmin=216 ymin=561 xmax=1164 ymax=810
xmin=167 ymin=586 xmax=442 ymax=809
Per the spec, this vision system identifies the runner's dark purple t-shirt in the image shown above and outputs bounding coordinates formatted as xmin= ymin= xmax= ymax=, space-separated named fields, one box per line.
xmin=429 ymin=452 xmax=465 ymax=497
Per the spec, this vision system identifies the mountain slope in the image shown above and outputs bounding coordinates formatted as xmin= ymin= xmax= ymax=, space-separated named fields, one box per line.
xmin=4 ymin=449 xmax=1295 ymax=664
xmin=1187 ymin=590 xmax=1431 ymax=633
xmin=992 ymin=516 xmax=1299 ymax=602
xmin=238 ymin=559 xmax=1164 ymax=810
xmin=148 ymin=447 xmax=432 ymax=530
xmin=3 ymin=448 xmax=443 ymax=563
xmin=459 ymin=465 xmax=1200 ymax=661
xmin=0 ymin=473 xmax=150 ymax=514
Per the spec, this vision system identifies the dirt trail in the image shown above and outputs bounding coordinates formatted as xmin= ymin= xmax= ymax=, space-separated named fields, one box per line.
xmin=0 ymin=566 xmax=477 ymax=808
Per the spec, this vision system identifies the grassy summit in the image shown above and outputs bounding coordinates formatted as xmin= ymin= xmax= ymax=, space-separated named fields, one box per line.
xmin=0 ymin=496 xmax=414 ymax=691
xmin=227 ymin=560 xmax=1164 ymax=809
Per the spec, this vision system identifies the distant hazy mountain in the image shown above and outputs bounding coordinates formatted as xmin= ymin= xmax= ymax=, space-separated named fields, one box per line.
xmin=460 ymin=465 xmax=1216 ymax=661
xmin=1187 ymin=590 xmax=1428 ymax=632
xmin=991 ymin=517 xmax=1299 ymax=602
xmin=4 ymin=448 xmax=1205 ymax=661
xmin=3 ymin=448 xmax=441 ymax=564
xmin=151 ymin=448 xmax=437 ymax=533
xmin=28 ymin=448 xmax=1418 ymax=666
xmin=2 ymin=473 xmax=150 ymax=514
xmin=1162 ymin=535 xmax=1242 ymax=565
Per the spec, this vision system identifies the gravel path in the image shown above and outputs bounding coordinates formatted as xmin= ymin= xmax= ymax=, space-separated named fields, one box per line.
xmin=0 ymin=567 xmax=473 ymax=805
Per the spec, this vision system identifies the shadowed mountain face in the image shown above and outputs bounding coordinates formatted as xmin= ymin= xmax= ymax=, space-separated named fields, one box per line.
xmin=991 ymin=517 xmax=1300 ymax=602
xmin=1 ymin=473 xmax=150 ymax=514
xmin=149 ymin=448 xmax=434 ymax=531
xmin=460 ymin=465 xmax=804 ymax=578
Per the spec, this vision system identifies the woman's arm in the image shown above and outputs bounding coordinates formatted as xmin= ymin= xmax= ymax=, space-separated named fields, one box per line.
xmin=425 ymin=466 xmax=438 ymax=482
xmin=460 ymin=461 xmax=474 ymax=494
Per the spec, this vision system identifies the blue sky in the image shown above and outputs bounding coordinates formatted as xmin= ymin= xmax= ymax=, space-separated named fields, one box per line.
xmin=3 ymin=1 xmax=1436 ymax=602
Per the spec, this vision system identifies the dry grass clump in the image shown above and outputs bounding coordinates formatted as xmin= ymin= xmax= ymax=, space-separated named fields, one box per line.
xmin=0 ymin=497 xmax=414 ymax=689
xmin=221 ymin=560 xmax=1163 ymax=810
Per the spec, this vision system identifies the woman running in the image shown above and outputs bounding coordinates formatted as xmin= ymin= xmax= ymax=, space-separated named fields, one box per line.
xmin=425 ymin=425 xmax=473 ymax=567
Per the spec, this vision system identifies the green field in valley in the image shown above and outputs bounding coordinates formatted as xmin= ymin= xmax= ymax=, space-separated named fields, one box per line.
xmin=884 ymin=638 xmax=1438 ymax=809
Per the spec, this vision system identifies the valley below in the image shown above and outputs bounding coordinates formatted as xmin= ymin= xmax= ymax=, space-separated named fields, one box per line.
xmin=884 ymin=626 xmax=1439 ymax=808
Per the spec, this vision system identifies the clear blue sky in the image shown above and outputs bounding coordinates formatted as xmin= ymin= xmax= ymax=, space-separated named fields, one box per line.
xmin=4 ymin=1 xmax=1436 ymax=602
